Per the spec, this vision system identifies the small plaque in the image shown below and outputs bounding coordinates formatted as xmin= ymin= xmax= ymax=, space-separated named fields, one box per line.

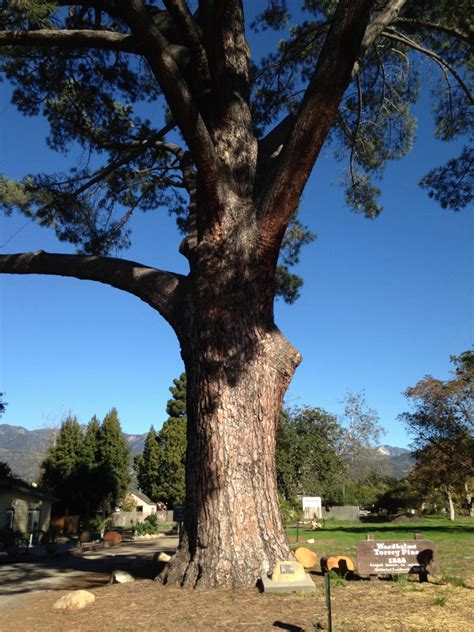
xmin=280 ymin=564 xmax=295 ymax=574
xmin=271 ymin=560 xmax=305 ymax=582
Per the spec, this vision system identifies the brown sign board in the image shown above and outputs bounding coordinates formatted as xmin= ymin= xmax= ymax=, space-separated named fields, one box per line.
xmin=357 ymin=539 xmax=438 ymax=576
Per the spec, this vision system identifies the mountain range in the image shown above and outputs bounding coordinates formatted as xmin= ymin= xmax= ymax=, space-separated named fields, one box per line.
xmin=0 ymin=423 xmax=414 ymax=482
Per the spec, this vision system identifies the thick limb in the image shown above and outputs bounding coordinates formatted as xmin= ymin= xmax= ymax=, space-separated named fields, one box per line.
xmin=0 ymin=251 xmax=187 ymax=328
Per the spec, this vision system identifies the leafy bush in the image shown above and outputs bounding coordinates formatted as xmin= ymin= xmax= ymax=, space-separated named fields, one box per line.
xmin=279 ymin=497 xmax=300 ymax=524
xmin=135 ymin=520 xmax=160 ymax=536
xmin=145 ymin=513 xmax=158 ymax=527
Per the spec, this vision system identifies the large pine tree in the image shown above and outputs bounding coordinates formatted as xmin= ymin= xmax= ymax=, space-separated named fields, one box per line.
xmin=0 ymin=1 xmax=471 ymax=587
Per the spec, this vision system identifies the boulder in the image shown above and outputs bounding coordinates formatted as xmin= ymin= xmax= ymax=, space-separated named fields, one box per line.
xmin=53 ymin=590 xmax=95 ymax=611
xmin=103 ymin=531 xmax=122 ymax=544
xmin=156 ymin=552 xmax=172 ymax=563
xmin=294 ymin=547 xmax=318 ymax=569
xmin=110 ymin=570 xmax=135 ymax=584
xmin=320 ymin=555 xmax=355 ymax=574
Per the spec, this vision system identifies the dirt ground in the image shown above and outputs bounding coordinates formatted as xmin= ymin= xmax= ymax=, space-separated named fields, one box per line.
xmin=2 ymin=571 xmax=472 ymax=632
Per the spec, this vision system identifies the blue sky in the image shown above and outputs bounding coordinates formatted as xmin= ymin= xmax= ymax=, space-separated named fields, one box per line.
xmin=0 ymin=12 xmax=472 ymax=447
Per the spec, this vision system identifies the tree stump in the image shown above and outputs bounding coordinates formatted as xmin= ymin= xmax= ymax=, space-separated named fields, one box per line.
xmin=320 ymin=555 xmax=355 ymax=575
xmin=294 ymin=547 xmax=318 ymax=568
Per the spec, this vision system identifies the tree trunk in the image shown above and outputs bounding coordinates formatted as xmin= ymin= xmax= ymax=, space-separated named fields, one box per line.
xmin=163 ymin=258 xmax=301 ymax=587
xmin=464 ymin=482 xmax=474 ymax=517
xmin=446 ymin=489 xmax=455 ymax=521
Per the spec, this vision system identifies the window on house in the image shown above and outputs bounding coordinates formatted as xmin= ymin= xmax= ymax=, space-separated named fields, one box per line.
xmin=136 ymin=505 xmax=143 ymax=512
xmin=27 ymin=509 xmax=41 ymax=533
xmin=4 ymin=508 xmax=15 ymax=530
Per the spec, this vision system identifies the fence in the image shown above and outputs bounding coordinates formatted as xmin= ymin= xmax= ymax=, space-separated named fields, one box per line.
xmin=321 ymin=505 xmax=360 ymax=521
xmin=110 ymin=510 xmax=169 ymax=528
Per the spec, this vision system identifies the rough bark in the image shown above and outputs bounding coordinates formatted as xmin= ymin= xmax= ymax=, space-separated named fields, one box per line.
xmin=165 ymin=312 xmax=301 ymax=588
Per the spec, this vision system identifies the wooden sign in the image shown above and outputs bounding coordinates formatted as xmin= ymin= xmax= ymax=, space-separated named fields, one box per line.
xmin=173 ymin=505 xmax=185 ymax=522
xmin=357 ymin=537 xmax=438 ymax=577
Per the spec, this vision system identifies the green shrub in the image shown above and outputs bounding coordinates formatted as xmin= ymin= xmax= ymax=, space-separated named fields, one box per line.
xmin=279 ymin=498 xmax=299 ymax=524
xmin=145 ymin=513 xmax=158 ymax=527
xmin=135 ymin=520 xmax=160 ymax=536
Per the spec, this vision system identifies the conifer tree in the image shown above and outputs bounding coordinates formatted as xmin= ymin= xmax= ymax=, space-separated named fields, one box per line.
xmin=134 ymin=425 xmax=161 ymax=501
xmin=135 ymin=374 xmax=187 ymax=506
xmin=156 ymin=373 xmax=187 ymax=507
xmin=78 ymin=415 xmax=102 ymax=517
xmin=41 ymin=415 xmax=84 ymax=514
xmin=97 ymin=408 xmax=131 ymax=512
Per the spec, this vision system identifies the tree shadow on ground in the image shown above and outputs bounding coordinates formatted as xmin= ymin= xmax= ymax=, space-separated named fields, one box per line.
xmin=0 ymin=543 xmax=175 ymax=596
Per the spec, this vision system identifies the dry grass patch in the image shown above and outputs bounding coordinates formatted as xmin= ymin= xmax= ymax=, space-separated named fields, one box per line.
xmin=2 ymin=571 xmax=472 ymax=632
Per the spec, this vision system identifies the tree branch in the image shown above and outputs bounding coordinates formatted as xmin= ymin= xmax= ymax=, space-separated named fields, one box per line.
xmin=163 ymin=0 xmax=211 ymax=86
xmin=0 ymin=251 xmax=188 ymax=327
xmin=258 ymin=0 xmax=375 ymax=253
xmin=394 ymin=17 xmax=472 ymax=45
xmin=122 ymin=1 xmax=225 ymax=218
xmin=382 ymin=29 xmax=474 ymax=105
xmin=352 ymin=0 xmax=408 ymax=76
xmin=0 ymin=28 xmax=140 ymax=54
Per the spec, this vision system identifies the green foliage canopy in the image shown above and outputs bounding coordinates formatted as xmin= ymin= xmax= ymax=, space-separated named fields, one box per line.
xmin=135 ymin=372 xmax=187 ymax=507
xmin=40 ymin=409 xmax=130 ymax=516
xmin=276 ymin=406 xmax=345 ymax=503
xmin=0 ymin=1 xmax=471 ymax=302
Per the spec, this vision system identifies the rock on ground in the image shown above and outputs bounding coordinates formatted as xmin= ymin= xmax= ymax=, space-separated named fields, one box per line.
xmin=53 ymin=590 xmax=95 ymax=611
xmin=110 ymin=570 xmax=135 ymax=584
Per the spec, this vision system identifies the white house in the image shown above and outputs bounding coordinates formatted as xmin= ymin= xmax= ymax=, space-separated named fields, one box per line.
xmin=124 ymin=490 xmax=156 ymax=517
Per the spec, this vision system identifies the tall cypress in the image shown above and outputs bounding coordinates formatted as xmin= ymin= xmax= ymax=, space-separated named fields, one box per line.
xmin=97 ymin=408 xmax=130 ymax=512
xmin=156 ymin=373 xmax=187 ymax=507
xmin=78 ymin=415 xmax=102 ymax=517
xmin=134 ymin=425 xmax=162 ymax=501
xmin=41 ymin=415 xmax=84 ymax=514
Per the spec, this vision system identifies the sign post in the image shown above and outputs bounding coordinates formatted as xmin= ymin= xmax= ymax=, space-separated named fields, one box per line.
xmin=172 ymin=505 xmax=185 ymax=541
xmin=357 ymin=534 xmax=438 ymax=581
xmin=324 ymin=571 xmax=333 ymax=632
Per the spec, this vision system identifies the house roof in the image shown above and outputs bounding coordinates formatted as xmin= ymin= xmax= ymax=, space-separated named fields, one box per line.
xmin=0 ymin=478 xmax=58 ymax=502
xmin=128 ymin=489 xmax=155 ymax=506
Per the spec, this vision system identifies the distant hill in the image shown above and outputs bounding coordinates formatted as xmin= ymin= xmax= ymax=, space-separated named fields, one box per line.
xmin=375 ymin=444 xmax=414 ymax=479
xmin=0 ymin=423 xmax=147 ymax=482
xmin=0 ymin=423 xmax=415 ymax=482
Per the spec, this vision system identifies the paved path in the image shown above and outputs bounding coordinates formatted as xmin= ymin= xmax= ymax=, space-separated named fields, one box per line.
xmin=0 ymin=537 xmax=178 ymax=611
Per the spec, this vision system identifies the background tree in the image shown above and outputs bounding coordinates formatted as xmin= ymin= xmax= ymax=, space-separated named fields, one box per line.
xmin=0 ymin=1 xmax=471 ymax=587
xmin=0 ymin=460 xmax=14 ymax=480
xmin=135 ymin=373 xmax=187 ymax=506
xmin=276 ymin=406 xmax=344 ymax=506
xmin=40 ymin=415 xmax=85 ymax=515
xmin=134 ymin=425 xmax=162 ymax=501
xmin=78 ymin=415 xmax=102 ymax=517
xmin=337 ymin=390 xmax=385 ymax=492
xmin=0 ymin=393 xmax=7 ymax=416
xmin=401 ymin=351 xmax=474 ymax=518
xmin=374 ymin=478 xmax=421 ymax=515
xmin=96 ymin=408 xmax=131 ymax=513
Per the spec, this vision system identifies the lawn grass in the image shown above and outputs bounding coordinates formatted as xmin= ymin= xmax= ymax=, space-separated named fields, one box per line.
xmin=287 ymin=515 xmax=474 ymax=580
